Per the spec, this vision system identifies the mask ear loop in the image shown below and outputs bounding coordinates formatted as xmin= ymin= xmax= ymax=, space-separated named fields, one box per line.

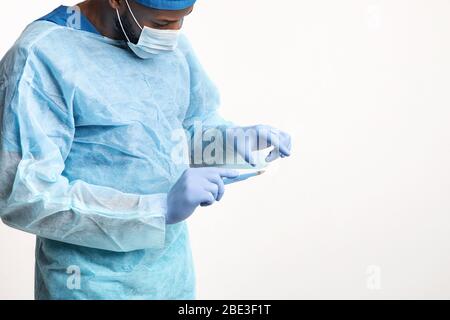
xmin=116 ymin=8 xmax=132 ymax=43
xmin=124 ymin=0 xmax=144 ymax=30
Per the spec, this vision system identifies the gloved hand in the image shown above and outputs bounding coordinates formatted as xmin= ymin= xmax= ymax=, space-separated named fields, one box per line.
xmin=166 ymin=168 xmax=239 ymax=224
xmin=227 ymin=125 xmax=292 ymax=166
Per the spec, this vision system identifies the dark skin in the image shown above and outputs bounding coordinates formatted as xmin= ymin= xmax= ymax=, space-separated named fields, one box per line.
xmin=78 ymin=0 xmax=194 ymax=43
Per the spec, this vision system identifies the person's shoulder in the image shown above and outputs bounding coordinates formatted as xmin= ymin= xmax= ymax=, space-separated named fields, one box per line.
xmin=13 ymin=20 xmax=65 ymax=54
xmin=0 ymin=21 xmax=68 ymax=83
xmin=177 ymin=33 xmax=194 ymax=55
xmin=177 ymin=33 xmax=203 ymax=67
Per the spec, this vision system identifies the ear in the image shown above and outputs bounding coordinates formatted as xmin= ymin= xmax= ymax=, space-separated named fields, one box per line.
xmin=108 ymin=0 xmax=123 ymax=10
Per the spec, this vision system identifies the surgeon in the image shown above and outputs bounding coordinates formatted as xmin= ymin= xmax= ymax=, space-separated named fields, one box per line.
xmin=0 ymin=0 xmax=291 ymax=300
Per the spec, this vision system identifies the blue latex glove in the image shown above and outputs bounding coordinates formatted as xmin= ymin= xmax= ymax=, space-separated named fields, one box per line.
xmin=228 ymin=125 xmax=292 ymax=167
xmin=166 ymin=168 xmax=239 ymax=224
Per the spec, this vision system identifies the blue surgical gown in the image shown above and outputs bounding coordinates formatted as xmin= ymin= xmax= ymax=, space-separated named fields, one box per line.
xmin=0 ymin=9 xmax=232 ymax=300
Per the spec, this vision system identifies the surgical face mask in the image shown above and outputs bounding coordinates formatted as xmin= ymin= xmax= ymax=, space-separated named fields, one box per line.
xmin=116 ymin=0 xmax=181 ymax=59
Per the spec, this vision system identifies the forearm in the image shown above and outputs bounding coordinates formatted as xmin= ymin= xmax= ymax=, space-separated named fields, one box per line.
xmin=0 ymin=151 xmax=167 ymax=252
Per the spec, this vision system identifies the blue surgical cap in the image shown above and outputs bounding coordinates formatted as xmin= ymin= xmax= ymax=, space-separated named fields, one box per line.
xmin=135 ymin=0 xmax=196 ymax=10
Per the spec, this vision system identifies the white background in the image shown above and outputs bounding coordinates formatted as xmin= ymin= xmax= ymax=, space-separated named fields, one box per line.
xmin=1 ymin=0 xmax=450 ymax=299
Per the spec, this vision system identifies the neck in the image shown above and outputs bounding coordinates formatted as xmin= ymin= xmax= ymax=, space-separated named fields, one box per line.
xmin=78 ymin=0 xmax=124 ymax=40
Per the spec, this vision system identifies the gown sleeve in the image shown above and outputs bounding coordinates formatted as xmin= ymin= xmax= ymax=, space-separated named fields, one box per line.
xmin=179 ymin=34 xmax=236 ymax=132
xmin=0 ymin=42 xmax=167 ymax=253
xmin=179 ymin=35 xmax=247 ymax=167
